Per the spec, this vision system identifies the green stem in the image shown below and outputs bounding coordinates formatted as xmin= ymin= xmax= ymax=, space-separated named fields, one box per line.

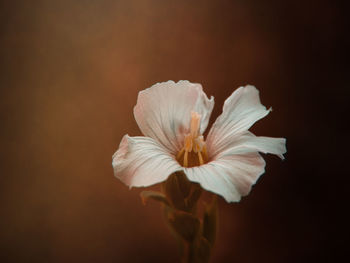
xmin=162 ymin=172 xmax=217 ymax=263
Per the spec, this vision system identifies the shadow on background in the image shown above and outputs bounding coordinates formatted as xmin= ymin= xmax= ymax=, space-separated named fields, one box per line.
xmin=0 ymin=0 xmax=348 ymax=262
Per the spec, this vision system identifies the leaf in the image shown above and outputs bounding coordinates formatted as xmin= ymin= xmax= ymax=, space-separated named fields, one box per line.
xmin=140 ymin=191 xmax=170 ymax=206
xmin=167 ymin=210 xmax=200 ymax=242
xmin=203 ymin=195 xmax=218 ymax=246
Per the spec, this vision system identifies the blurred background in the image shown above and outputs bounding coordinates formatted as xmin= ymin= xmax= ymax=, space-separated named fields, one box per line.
xmin=0 ymin=0 xmax=348 ymax=262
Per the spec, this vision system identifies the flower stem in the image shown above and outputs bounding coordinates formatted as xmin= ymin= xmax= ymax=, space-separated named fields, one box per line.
xmin=161 ymin=172 xmax=217 ymax=263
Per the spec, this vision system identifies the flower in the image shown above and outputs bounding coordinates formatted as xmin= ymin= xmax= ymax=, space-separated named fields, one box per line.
xmin=112 ymin=80 xmax=286 ymax=202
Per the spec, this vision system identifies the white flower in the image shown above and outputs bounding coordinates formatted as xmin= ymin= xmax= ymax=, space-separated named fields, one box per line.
xmin=112 ymin=80 xmax=286 ymax=202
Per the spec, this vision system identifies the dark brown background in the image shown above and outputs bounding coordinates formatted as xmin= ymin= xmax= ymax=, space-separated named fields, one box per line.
xmin=0 ymin=0 xmax=348 ymax=262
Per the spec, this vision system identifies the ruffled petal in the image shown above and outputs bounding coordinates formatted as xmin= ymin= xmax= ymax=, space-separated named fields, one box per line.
xmin=112 ymin=135 xmax=182 ymax=188
xmin=206 ymin=85 xmax=270 ymax=154
xmin=208 ymin=131 xmax=287 ymax=160
xmin=184 ymin=152 xmax=266 ymax=202
xmin=134 ymin=80 xmax=214 ymax=154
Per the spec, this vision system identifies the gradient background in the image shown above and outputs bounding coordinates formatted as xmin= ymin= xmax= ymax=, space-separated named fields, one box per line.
xmin=0 ymin=0 xmax=348 ymax=262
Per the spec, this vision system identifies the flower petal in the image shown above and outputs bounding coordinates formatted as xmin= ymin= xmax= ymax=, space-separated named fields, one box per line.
xmin=184 ymin=152 xmax=266 ymax=202
xmin=112 ymin=135 xmax=182 ymax=187
xmin=208 ymin=131 xmax=287 ymax=160
xmin=206 ymin=85 xmax=270 ymax=154
xmin=134 ymin=80 xmax=214 ymax=154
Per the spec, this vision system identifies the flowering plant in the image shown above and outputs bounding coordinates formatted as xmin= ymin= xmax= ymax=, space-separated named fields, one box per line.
xmin=112 ymin=80 xmax=286 ymax=262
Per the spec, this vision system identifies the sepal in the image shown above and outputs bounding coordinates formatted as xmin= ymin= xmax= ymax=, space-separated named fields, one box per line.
xmin=140 ymin=191 xmax=170 ymax=206
xmin=167 ymin=210 xmax=200 ymax=242
xmin=186 ymin=183 xmax=202 ymax=212
xmin=202 ymin=195 xmax=217 ymax=246
xmin=163 ymin=172 xmax=187 ymax=210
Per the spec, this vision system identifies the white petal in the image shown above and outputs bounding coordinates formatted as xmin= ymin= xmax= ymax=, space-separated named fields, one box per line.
xmin=112 ymin=135 xmax=182 ymax=188
xmin=209 ymin=131 xmax=287 ymax=160
xmin=184 ymin=152 xmax=266 ymax=202
xmin=206 ymin=85 xmax=270 ymax=154
xmin=134 ymin=80 xmax=214 ymax=154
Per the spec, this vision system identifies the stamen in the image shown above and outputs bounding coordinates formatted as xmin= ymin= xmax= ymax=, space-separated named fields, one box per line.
xmin=198 ymin=151 xmax=204 ymax=165
xmin=176 ymin=148 xmax=184 ymax=160
xmin=176 ymin=111 xmax=208 ymax=168
xmin=193 ymin=136 xmax=204 ymax=153
xmin=184 ymin=134 xmax=193 ymax=152
xmin=202 ymin=145 xmax=208 ymax=161
xmin=183 ymin=151 xmax=188 ymax=167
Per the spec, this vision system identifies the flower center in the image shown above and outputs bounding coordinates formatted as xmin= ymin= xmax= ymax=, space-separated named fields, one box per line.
xmin=176 ymin=111 xmax=208 ymax=167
